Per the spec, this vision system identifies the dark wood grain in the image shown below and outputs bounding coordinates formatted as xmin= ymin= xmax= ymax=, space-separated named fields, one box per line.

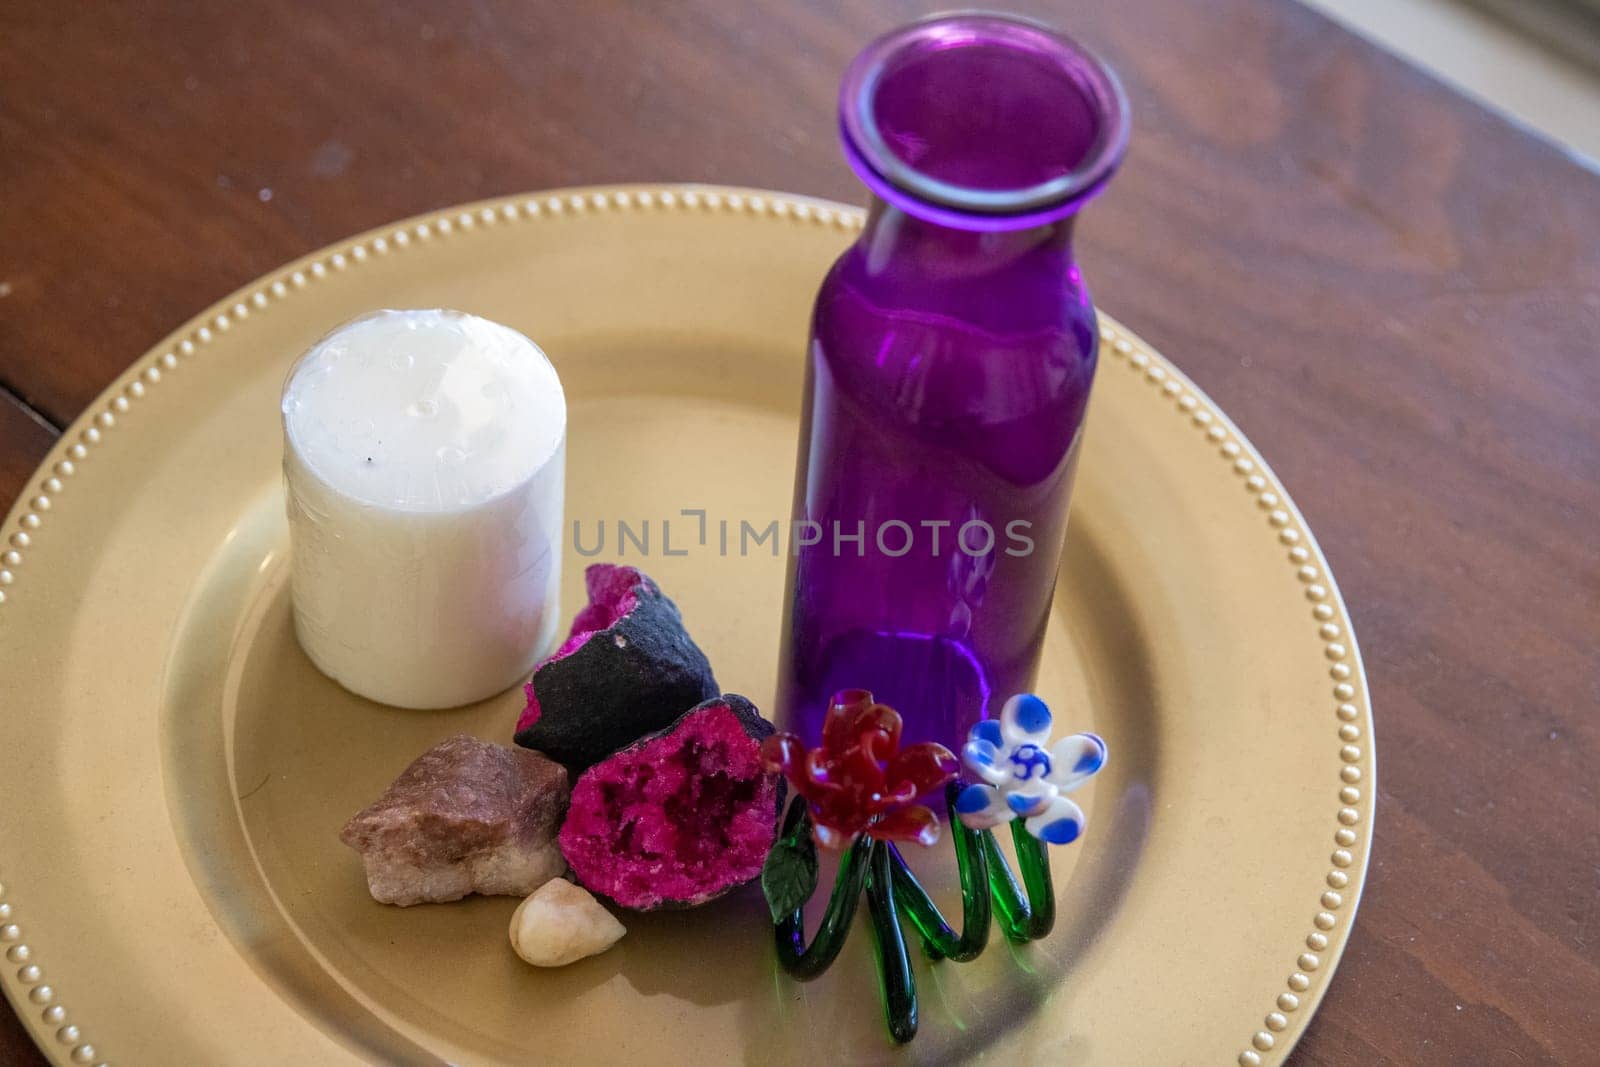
xmin=2 ymin=1 xmax=1597 ymax=1063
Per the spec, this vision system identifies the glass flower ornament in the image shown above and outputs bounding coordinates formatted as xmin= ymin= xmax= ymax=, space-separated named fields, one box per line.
xmin=760 ymin=688 xmax=960 ymax=850
xmin=956 ymin=693 xmax=1107 ymax=844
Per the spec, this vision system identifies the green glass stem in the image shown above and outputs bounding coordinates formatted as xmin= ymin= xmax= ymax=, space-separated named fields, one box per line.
xmin=886 ymin=783 xmax=992 ymax=961
xmin=982 ymin=820 xmax=1056 ymax=943
xmin=1013 ymin=821 xmax=1056 ymax=939
xmin=769 ymin=793 xmax=1059 ymax=1045
xmin=773 ymin=804 xmax=873 ymax=980
xmin=865 ymin=840 xmax=918 ymax=1044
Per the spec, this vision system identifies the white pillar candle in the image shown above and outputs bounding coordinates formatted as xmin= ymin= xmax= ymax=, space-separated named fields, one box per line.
xmin=281 ymin=308 xmax=566 ymax=709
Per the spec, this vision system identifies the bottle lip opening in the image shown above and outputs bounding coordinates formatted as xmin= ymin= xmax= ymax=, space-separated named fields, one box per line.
xmin=839 ymin=12 xmax=1130 ymax=231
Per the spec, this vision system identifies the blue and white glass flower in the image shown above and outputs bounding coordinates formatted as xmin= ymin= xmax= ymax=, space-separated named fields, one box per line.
xmin=955 ymin=694 xmax=1107 ymax=845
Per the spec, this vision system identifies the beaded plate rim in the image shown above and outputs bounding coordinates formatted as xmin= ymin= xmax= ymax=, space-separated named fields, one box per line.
xmin=0 ymin=184 xmax=1374 ymax=1067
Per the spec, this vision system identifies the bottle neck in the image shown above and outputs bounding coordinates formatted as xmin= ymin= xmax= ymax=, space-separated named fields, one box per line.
xmin=856 ymin=197 xmax=1078 ymax=281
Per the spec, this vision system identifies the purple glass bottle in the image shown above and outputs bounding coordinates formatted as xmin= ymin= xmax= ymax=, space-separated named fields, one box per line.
xmin=779 ymin=14 xmax=1130 ymax=751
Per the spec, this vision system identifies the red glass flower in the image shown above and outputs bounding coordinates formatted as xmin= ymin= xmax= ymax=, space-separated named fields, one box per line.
xmin=760 ymin=689 xmax=960 ymax=850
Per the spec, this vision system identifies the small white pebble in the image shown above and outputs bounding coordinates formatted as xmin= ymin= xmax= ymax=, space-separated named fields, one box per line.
xmin=510 ymin=879 xmax=625 ymax=967
xmin=258 ymin=187 xmax=274 ymax=203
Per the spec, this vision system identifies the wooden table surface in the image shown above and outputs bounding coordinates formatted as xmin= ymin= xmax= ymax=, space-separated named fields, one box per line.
xmin=3 ymin=1 xmax=1597 ymax=1063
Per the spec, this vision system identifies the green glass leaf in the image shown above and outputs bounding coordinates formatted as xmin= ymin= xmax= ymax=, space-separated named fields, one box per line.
xmin=762 ymin=814 xmax=820 ymax=923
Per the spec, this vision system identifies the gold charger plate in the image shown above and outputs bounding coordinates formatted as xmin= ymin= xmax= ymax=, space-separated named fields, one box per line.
xmin=0 ymin=185 xmax=1374 ymax=1066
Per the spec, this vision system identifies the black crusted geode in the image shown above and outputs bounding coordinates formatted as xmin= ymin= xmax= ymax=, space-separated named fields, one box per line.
xmin=514 ymin=563 xmax=719 ymax=769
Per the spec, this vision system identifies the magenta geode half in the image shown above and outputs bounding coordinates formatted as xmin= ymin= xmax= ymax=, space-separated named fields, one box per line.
xmin=515 ymin=564 xmax=719 ymax=769
xmin=559 ymin=695 xmax=782 ymax=910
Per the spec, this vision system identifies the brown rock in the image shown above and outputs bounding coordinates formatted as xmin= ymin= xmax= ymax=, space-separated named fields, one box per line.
xmin=340 ymin=734 xmax=569 ymax=906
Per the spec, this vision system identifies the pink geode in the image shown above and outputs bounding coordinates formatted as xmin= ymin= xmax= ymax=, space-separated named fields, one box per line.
xmin=559 ymin=695 xmax=781 ymax=910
